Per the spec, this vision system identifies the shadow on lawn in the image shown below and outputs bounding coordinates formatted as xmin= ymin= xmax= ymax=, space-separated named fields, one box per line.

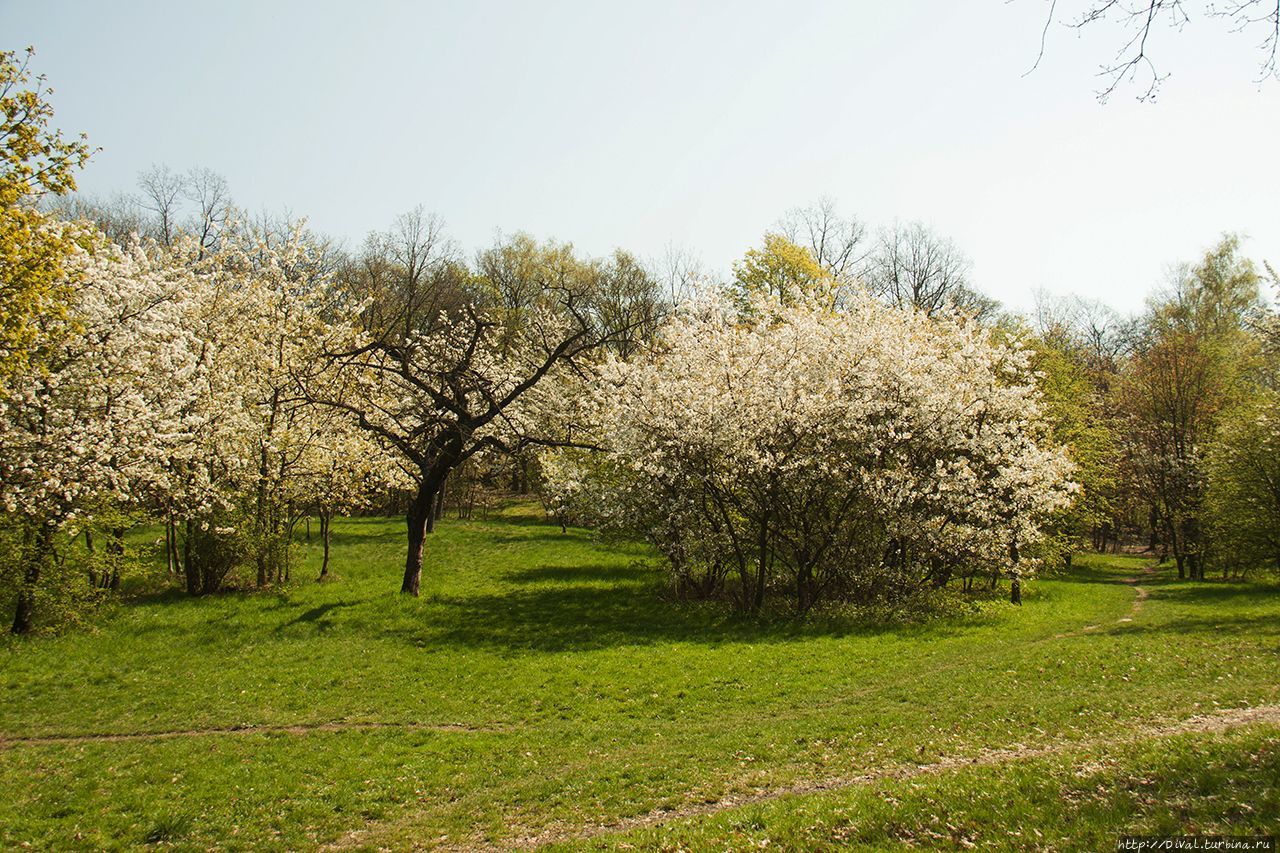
xmin=1051 ymin=557 xmax=1159 ymax=587
xmin=388 ymin=564 xmax=980 ymax=653
xmin=1106 ymin=611 xmax=1280 ymax=638
xmin=276 ymin=600 xmax=363 ymax=633
xmin=1096 ymin=568 xmax=1280 ymax=638
xmin=502 ymin=562 xmax=655 ymax=585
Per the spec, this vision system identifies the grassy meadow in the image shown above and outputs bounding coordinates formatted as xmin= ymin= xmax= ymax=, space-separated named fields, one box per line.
xmin=1 ymin=504 xmax=1278 ymax=850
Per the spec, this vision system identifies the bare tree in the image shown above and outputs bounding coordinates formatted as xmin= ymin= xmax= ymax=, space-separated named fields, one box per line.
xmin=183 ymin=167 xmax=231 ymax=255
xmin=48 ymin=165 xmax=238 ymax=252
xmin=136 ymin=164 xmax=186 ymax=246
xmin=656 ymin=243 xmax=706 ymax=305
xmin=1028 ymin=0 xmax=1280 ymax=101
xmin=776 ymin=197 xmax=868 ymax=283
xmin=354 ymin=206 xmax=463 ymax=341
xmin=1032 ymin=288 xmax=1135 ymax=376
xmin=864 ymin=222 xmax=997 ymax=319
xmin=43 ymin=191 xmax=146 ymax=245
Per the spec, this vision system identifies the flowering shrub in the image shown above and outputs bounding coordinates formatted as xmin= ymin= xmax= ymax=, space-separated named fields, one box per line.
xmin=543 ymin=291 xmax=1077 ymax=613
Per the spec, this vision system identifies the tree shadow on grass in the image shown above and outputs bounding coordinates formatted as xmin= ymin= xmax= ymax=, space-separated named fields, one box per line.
xmin=317 ymin=519 xmax=404 ymax=546
xmin=1095 ymin=574 xmax=1280 ymax=639
xmin=1050 ymin=559 xmax=1160 ymax=587
xmin=275 ymin=601 xmax=361 ymax=633
xmin=389 ymin=564 xmax=987 ymax=654
xmin=469 ymin=527 xmax=597 ymax=546
xmin=1104 ymin=611 xmax=1280 ymax=639
xmin=501 ymin=562 xmax=656 ymax=585
xmin=1152 ymin=578 xmax=1280 ymax=602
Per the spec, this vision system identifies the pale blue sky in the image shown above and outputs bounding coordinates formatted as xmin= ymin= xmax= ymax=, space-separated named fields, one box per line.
xmin=4 ymin=0 xmax=1277 ymax=313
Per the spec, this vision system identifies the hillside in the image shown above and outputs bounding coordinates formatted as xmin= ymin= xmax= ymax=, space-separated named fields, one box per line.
xmin=2 ymin=507 xmax=1277 ymax=850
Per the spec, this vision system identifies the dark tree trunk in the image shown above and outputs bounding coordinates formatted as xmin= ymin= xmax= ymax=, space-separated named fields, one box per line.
xmin=108 ymin=527 xmax=124 ymax=590
xmin=1009 ymin=537 xmax=1022 ymax=606
xmin=183 ymin=519 xmax=201 ymax=596
xmin=796 ymin=563 xmax=813 ymax=615
xmin=402 ymin=481 xmax=437 ymax=596
xmin=256 ymin=445 xmax=270 ymax=589
xmin=12 ymin=524 xmax=53 ymax=634
xmin=751 ymin=507 xmax=769 ymax=614
xmin=317 ymin=511 xmax=332 ymax=581
xmin=201 ymin=561 xmax=220 ymax=596
xmin=11 ymin=578 xmax=36 ymax=635
xmin=166 ymin=517 xmax=179 ymax=576
xmin=86 ymin=526 xmax=98 ymax=588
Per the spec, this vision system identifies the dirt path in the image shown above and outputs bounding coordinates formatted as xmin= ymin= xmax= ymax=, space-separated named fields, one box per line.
xmin=1052 ymin=561 xmax=1156 ymax=639
xmin=1117 ymin=561 xmax=1158 ymax=621
xmin=0 ymin=719 xmax=497 ymax=749
xmin=500 ymin=703 xmax=1280 ymax=851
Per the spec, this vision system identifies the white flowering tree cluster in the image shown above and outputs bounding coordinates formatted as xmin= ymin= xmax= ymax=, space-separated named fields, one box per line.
xmin=0 ymin=231 xmax=201 ymax=630
xmin=0 ymin=52 xmax=1098 ymax=631
xmin=0 ymin=223 xmax=401 ymax=631
xmin=542 ymin=290 xmax=1077 ymax=613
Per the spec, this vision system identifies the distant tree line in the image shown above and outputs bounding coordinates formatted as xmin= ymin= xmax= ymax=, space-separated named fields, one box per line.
xmin=1030 ymin=237 xmax=1280 ymax=580
xmin=3 ymin=47 xmax=1278 ymax=632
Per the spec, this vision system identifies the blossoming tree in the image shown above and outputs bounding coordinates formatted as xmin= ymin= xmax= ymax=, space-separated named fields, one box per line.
xmin=544 ymin=290 xmax=1077 ymax=613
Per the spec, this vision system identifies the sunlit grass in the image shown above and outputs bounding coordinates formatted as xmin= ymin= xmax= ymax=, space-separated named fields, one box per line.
xmin=1 ymin=506 xmax=1277 ymax=849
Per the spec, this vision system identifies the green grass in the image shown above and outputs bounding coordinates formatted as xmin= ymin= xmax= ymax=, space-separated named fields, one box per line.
xmin=1 ymin=505 xmax=1278 ymax=850
xmin=576 ymin=724 xmax=1280 ymax=851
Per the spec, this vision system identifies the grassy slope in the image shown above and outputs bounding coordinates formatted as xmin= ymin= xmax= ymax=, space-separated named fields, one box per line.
xmin=1 ymin=506 xmax=1277 ymax=850
xmin=577 ymin=725 xmax=1280 ymax=851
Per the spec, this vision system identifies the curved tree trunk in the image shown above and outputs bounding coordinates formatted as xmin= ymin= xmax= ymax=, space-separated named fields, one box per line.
xmin=402 ymin=481 xmax=437 ymax=596
xmin=317 ymin=510 xmax=332 ymax=581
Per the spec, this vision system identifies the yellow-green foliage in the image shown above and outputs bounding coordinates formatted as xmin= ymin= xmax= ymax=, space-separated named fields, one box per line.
xmin=731 ymin=233 xmax=838 ymax=310
xmin=0 ymin=47 xmax=93 ymax=381
xmin=1208 ymin=390 xmax=1280 ymax=574
xmin=1030 ymin=337 xmax=1119 ymax=553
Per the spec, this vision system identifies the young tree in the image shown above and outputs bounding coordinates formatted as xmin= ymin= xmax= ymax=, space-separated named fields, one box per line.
xmin=315 ymin=222 xmax=639 ymax=595
xmin=290 ymin=419 xmax=406 ymax=581
xmin=1026 ymin=333 xmax=1120 ymax=565
xmin=1207 ymin=391 xmax=1280 ymax=575
xmin=0 ymin=47 xmax=93 ymax=383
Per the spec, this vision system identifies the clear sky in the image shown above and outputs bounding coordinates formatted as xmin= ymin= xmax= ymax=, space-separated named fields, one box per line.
xmin=4 ymin=0 xmax=1277 ymax=314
